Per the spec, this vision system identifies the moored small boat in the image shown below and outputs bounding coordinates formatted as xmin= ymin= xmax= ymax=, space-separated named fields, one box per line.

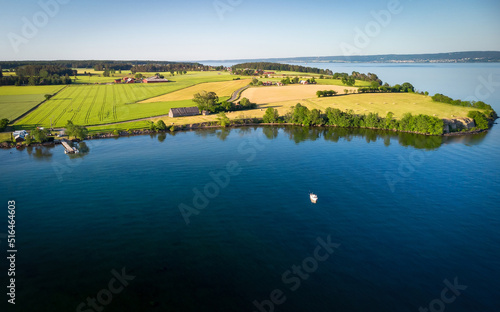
xmin=310 ymin=193 xmax=318 ymax=203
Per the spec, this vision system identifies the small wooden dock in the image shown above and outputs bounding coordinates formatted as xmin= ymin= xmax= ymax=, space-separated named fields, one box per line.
xmin=61 ymin=139 xmax=79 ymax=154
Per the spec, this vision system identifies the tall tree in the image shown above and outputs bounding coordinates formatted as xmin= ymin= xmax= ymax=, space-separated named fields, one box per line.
xmin=263 ymin=108 xmax=279 ymax=123
xmin=193 ymin=91 xmax=219 ymax=112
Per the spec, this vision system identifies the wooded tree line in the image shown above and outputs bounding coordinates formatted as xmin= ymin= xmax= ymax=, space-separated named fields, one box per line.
xmin=232 ymin=62 xmax=333 ymax=75
xmin=14 ymin=65 xmax=75 ymax=77
xmin=432 ymin=93 xmax=493 ymax=110
xmin=263 ymin=104 xmax=445 ymax=135
xmin=358 ymin=82 xmax=415 ymax=93
xmin=0 ymin=64 xmax=74 ymax=86
xmin=1 ymin=74 xmax=72 ymax=86
xmin=329 ymin=71 xmax=383 ymax=86
xmin=0 ymin=60 xmax=202 ymax=70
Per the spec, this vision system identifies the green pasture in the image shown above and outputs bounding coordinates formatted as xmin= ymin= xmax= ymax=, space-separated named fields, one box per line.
xmin=15 ymin=73 xmax=238 ymax=128
xmin=87 ymin=120 xmax=153 ymax=133
xmin=0 ymin=85 xmax=65 ymax=121
xmin=0 ymin=132 xmax=12 ymax=142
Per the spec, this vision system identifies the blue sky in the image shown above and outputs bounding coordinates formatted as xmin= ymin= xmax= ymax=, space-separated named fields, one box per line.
xmin=0 ymin=0 xmax=499 ymax=61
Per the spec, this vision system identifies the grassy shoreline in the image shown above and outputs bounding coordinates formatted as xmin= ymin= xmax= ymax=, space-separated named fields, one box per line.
xmin=1 ymin=70 xmax=496 ymax=139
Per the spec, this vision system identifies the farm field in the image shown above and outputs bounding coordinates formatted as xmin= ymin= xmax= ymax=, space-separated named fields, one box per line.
xmin=0 ymin=85 xmax=65 ymax=121
xmin=305 ymin=93 xmax=481 ymax=119
xmin=243 ymin=92 xmax=480 ymax=119
xmin=15 ymin=72 xmax=243 ymax=128
xmin=240 ymin=85 xmax=358 ymax=104
xmin=141 ymin=79 xmax=251 ymax=103
xmin=88 ymin=92 xmax=480 ymax=133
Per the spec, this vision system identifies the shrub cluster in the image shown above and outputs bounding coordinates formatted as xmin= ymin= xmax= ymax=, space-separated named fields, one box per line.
xmin=316 ymin=90 xmax=338 ymax=97
xmin=432 ymin=94 xmax=493 ymax=110
xmin=467 ymin=110 xmax=491 ymax=130
xmin=279 ymin=104 xmax=445 ymax=135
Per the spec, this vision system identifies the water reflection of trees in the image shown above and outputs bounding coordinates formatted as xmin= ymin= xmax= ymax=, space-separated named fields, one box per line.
xmin=67 ymin=142 xmax=90 ymax=159
xmin=287 ymin=127 xmax=445 ymax=150
xmin=194 ymin=128 xmax=218 ymax=138
xmin=158 ymin=133 xmax=166 ymax=143
xmin=26 ymin=146 xmax=54 ymax=160
xmin=193 ymin=126 xmax=488 ymax=150
xmin=262 ymin=127 xmax=278 ymax=140
xmin=216 ymin=128 xmax=231 ymax=141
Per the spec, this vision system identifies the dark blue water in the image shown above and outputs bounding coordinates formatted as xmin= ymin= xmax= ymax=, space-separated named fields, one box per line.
xmin=1 ymin=64 xmax=500 ymax=312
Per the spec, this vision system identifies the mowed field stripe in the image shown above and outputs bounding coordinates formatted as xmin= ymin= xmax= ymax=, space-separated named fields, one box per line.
xmin=112 ymin=86 xmax=118 ymax=120
xmin=85 ymin=85 xmax=101 ymax=124
xmin=99 ymin=85 xmax=108 ymax=122
xmin=35 ymin=86 xmax=80 ymax=125
xmin=71 ymin=85 xmax=94 ymax=122
xmin=52 ymin=85 xmax=86 ymax=125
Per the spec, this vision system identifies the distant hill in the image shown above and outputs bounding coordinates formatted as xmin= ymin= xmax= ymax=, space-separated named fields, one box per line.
xmin=203 ymin=51 xmax=500 ymax=64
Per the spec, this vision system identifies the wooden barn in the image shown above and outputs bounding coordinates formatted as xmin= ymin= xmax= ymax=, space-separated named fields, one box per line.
xmin=143 ymin=76 xmax=169 ymax=83
xmin=169 ymin=107 xmax=200 ymax=118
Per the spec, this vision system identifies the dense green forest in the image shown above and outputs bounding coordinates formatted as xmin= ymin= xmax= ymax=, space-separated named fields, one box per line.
xmin=0 ymin=61 xmax=207 ymax=86
xmin=0 ymin=60 xmax=202 ymax=70
xmin=0 ymin=65 xmax=73 ymax=86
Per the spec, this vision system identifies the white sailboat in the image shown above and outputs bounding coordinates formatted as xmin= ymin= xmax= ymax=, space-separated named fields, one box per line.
xmin=310 ymin=193 xmax=318 ymax=203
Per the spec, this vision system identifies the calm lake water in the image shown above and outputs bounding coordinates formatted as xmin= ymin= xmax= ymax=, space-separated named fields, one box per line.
xmin=1 ymin=64 xmax=499 ymax=312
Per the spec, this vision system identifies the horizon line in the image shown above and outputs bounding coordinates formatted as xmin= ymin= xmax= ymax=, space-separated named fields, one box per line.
xmin=1 ymin=51 xmax=500 ymax=64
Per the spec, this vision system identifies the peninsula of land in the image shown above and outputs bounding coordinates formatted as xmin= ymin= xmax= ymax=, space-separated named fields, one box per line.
xmin=0 ymin=61 xmax=497 ymax=147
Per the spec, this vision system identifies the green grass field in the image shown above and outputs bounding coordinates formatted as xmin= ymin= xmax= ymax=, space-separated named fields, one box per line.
xmin=0 ymin=85 xmax=65 ymax=121
xmin=0 ymin=132 xmax=12 ymax=142
xmin=88 ymin=120 xmax=153 ymax=133
xmin=15 ymin=72 xmax=242 ymax=128
xmin=251 ymin=92 xmax=483 ymax=120
xmin=308 ymin=93 xmax=482 ymax=119
xmin=76 ymin=92 xmax=487 ymax=135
